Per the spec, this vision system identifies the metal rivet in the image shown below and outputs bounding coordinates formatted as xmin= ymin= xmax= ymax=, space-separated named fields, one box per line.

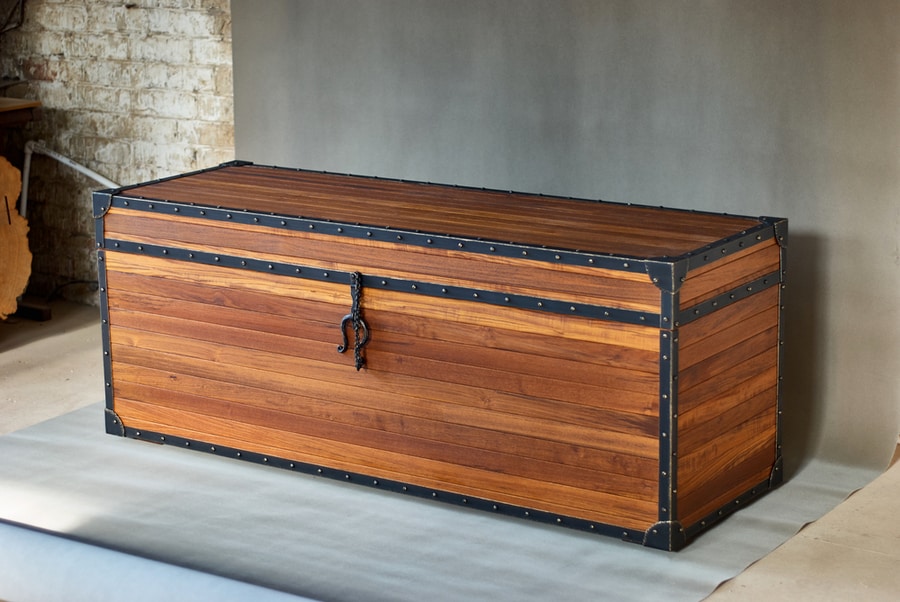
xmin=226 ymin=213 xmax=232 ymax=219
xmin=323 ymin=272 xmax=329 ymax=278
xmin=337 ymin=227 xmax=344 ymax=233
xmin=263 ymin=457 xmax=268 ymax=462
xmin=235 ymin=451 xmax=240 ymax=457
xmin=537 ymin=301 xmax=543 ymax=307
xmin=522 ymin=250 xmax=528 ymax=256
xmin=135 ymin=431 xmax=140 ymax=436
xmin=123 ymin=201 xmax=129 ymax=206
xmin=317 ymin=468 xmax=323 ymax=474
xmin=373 ymin=479 xmax=379 ymax=485
xmin=210 ymin=446 xmax=216 ymax=452
xmin=662 ymin=471 xmax=668 ymax=476
xmin=441 ymin=288 xmax=448 ymax=294
xmin=588 ymin=258 xmax=594 ymax=264
xmin=268 ymin=264 xmax=274 ymax=270
xmin=253 ymin=217 xmax=259 ymax=222
xmin=623 ymin=262 xmax=629 ymax=268
xmin=200 ymin=210 xmax=206 ymax=215
xmin=184 ymin=441 xmax=190 ymax=447
xmin=148 ymin=204 xmax=154 ymax=209
xmin=240 ymin=260 xmax=247 ymax=266
xmin=432 ymin=492 xmax=438 ymax=498
xmin=137 ymin=245 xmax=143 ymax=251
xmin=366 ymin=231 xmax=373 ymax=237
xmin=345 ymin=474 xmax=351 ymax=480
xmin=396 ymin=235 xmax=402 ymax=240
xmin=188 ymin=253 xmax=194 ymax=258
xmin=426 ymin=238 xmax=433 ymax=244
xmin=489 ymin=246 xmax=496 ymax=252
xmin=173 ymin=207 xmax=179 ymax=213
xmin=504 ymin=296 xmax=510 ymax=302
xmin=555 ymin=254 xmax=561 ymax=260
xmin=214 ymin=256 xmax=220 ymax=262
xmin=462 ymin=498 xmax=468 ymax=504
xmin=280 ymin=220 xmax=286 ymax=226
xmin=492 ymin=504 xmax=498 ymax=511
xmin=411 ymin=284 xmax=417 ymax=290
xmin=458 ymin=242 xmax=464 ymax=248
xmin=556 ymin=518 xmax=563 ymax=524
xmin=473 ymin=292 xmax=479 ymax=298
xmin=309 ymin=224 xmax=315 ymax=230
xmin=570 ymin=306 xmax=576 ymax=312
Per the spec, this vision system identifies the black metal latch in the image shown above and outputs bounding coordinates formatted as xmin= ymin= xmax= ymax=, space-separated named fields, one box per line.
xmin=337 ymin=271 xmax=369 ymax=370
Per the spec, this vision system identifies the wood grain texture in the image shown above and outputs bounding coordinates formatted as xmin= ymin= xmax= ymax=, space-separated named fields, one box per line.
xmin=675 ymin=291 xmax=781 ymax=527
xmin=105 ymin=258 xmax=663 ymax=530
xmin=120 ymin=163 xmax=761 ymax=259
xmin=679 ymin=239 xmax=781 ymax=309
xmin=104 ymin=208 xmax=662 ymax=312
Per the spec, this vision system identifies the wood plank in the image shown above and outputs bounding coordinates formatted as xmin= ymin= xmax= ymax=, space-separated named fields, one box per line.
xmin=113 ymin=365 xmax=660 ymax=481
xmin=678 ymin=386 xmax=777 ymax=451
xmin=109 ymin=341 xmax=661 ymax=455
xmin=679 ymin=300 xmax=779 ymax=371
xmin=118 ymin=164 xmax=761 ymax=259
xmin=678 ymin=327 xmax=778 ymax=392
xmin=109 ymin=320 xmax=659 ymax=417
xmin=677 ymin=353 xmax=777 ymax=418
xmin=104 ymin=209 xmax=662 ymax=312
xmin=108 ymin=295 xmax=659 ymax=395
xmin=679 ymin=286 xmax=779 ymax=352
xmin=115 ymin=399 xmax=660 ymax=530
xmin=112 ymin=380 xmax=658 ymax=501
xmin=677 ymin=444 xmax=776 ymax=527
xmin=105 ymin=251 xmax=663 ymax=351
xmin=677 ymin=410 xmax=777 ymax=494
xmin=679 ymin=239 xmax=781 ymax=308
xmin=107 ymin=270 xmax=660 ymax=370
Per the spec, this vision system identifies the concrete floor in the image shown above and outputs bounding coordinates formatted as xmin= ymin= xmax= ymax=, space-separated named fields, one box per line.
xmin=0 ymin=302 xmax=103 ymax=436
xmin=2 ymin=301 xmax=898 ymax=600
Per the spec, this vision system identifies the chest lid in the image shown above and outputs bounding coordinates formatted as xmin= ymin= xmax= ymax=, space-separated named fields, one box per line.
xmin=105 ymin=161 xmax=769 ymax=262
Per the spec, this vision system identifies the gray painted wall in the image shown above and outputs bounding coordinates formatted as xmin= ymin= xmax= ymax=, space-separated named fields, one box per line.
xmin=232 ymin=0 xmax=900 ymax=470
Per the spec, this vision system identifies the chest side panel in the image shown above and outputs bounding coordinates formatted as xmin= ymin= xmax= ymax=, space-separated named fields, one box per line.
xmin=674 ymin=285 xmax=781 ymax=528
xmin=104 ymin=249 xmax=663 ymax=531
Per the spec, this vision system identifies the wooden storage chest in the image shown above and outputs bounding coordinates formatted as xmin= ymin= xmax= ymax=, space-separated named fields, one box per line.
xmin=95 ymin=161 xmax=787 ymax=550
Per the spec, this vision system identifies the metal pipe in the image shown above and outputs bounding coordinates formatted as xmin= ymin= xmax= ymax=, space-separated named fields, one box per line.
xmin=20 ymin=140 xmax=119 ymax=218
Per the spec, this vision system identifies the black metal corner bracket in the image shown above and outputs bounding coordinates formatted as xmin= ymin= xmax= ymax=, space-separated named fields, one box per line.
xmin=104 ymin=408 xmax=125 ymax=437
xmin=642 ymin=520 xmax=687 ymax=551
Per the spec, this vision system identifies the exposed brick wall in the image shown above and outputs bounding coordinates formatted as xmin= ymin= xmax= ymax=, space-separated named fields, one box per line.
xmin=0 ymin=0 xmax=234 ymax=304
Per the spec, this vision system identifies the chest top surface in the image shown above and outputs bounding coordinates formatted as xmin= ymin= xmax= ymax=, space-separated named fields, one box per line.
xmin=119 ymin=163 xmax=761 ymax=259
